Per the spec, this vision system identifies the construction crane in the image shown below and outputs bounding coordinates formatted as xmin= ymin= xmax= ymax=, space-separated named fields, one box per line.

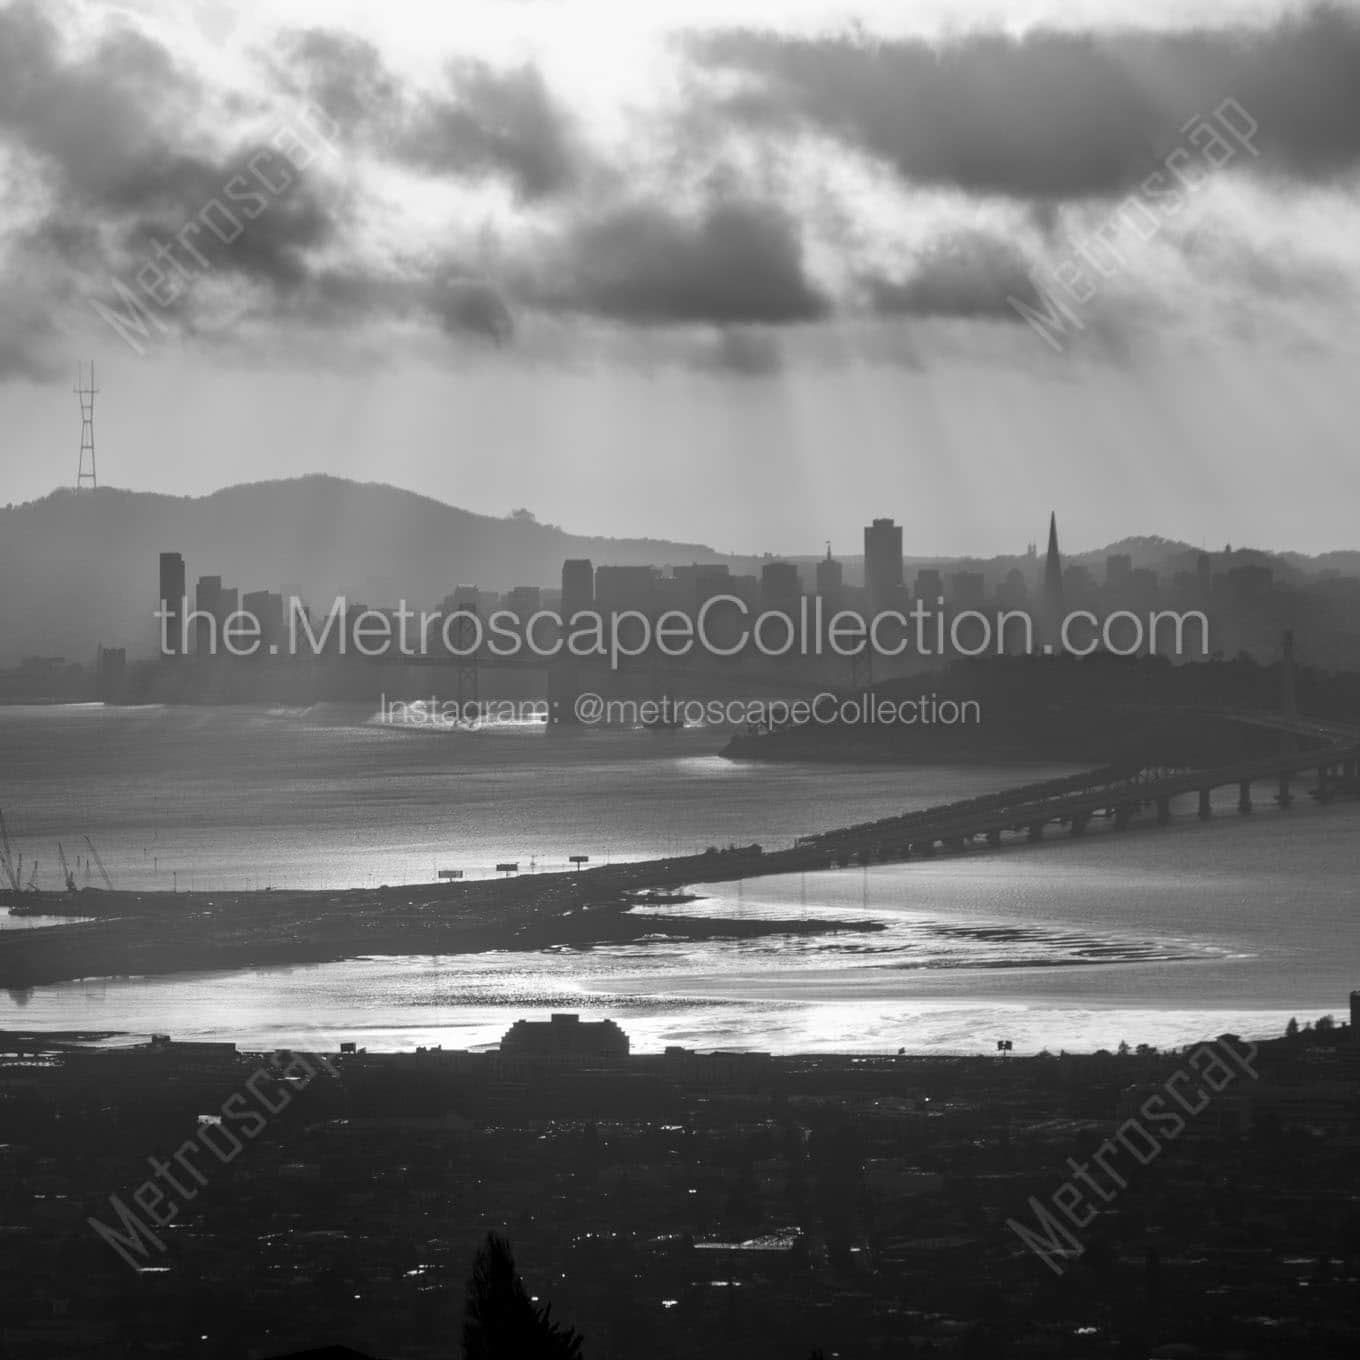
xmin=84 ymin=836 xmax=114 ymax=891
xmin=57 ymin=842 xmax=76 ymax=893
xmin=0 ymin=809 xmax=21 ymax=892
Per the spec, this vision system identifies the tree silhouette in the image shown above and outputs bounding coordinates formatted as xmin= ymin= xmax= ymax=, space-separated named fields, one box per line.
xmin=462 ymin=1233 xmax=584 ymax=1360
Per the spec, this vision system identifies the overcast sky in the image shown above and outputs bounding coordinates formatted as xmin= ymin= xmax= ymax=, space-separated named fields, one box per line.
xmin=2 ymin=0 xmax=1359 ymax=557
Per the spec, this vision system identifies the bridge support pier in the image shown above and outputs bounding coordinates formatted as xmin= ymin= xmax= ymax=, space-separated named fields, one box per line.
xmin=1027 ymin=822 xmax=1044 ymax=843
xmin=1317 ymin=766 xmax=1334 ymax=804
xmin=1070 ymin=812 xmax=1090 ymax=838
xmin=911 ymin=841 xmax=936 ymax=858
xmin=1238 ymin=780 xmax=1253 ymax=814
xmin=1198 ymin=789 xmax=1212 ymax=820
xmin=1156 ymin=796 xmax=1171 ymax=825
xmin=986 ymin=829 xmax=1002 ymax=848
xmin=1113 ymin=804 xmax=1133 ymax=831
xmin=1276 ymin=774 xmax=1292 ymax=808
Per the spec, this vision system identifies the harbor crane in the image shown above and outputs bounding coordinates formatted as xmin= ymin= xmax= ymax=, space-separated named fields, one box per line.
xmin=57 ymin=842 xmax=77 ymax=893
xmin=83 ymin=836 xmax=114 ymax=891
xmin=0 ymin=809 xmax=21 ymax=893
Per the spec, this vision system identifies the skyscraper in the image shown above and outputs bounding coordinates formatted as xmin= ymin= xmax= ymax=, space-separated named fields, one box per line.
xmin=1042 ymin=512 xmax=1065 ymax=651
xmin=815 ymin=545 xmax=844 ymax=600
xmin=195 ymin=575 xmax=222 ymax=658
xmin=760 ymin=561 xmax=802 ymax=613
xmin=864 ymin=518 xmax=903 ymax=611
xmin=158 ymin=551 xmax=185 ymax=656
xmin=561 ymin=559 xmax=595 ymax=623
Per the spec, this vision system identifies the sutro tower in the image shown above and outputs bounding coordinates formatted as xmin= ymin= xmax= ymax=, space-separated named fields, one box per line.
xmin=74 ymin=361 xmax=98 ymax=491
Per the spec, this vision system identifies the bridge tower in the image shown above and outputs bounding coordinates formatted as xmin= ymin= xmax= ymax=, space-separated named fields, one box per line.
xmin=450 ymin=606 xmax=478 ymax=711
xmin=1279 ymin=628 xmax=1298 ymax=762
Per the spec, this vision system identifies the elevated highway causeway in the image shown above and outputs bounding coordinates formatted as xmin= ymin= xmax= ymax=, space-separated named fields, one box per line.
xmin=779 ymin=708 xmax=1360 ymax=869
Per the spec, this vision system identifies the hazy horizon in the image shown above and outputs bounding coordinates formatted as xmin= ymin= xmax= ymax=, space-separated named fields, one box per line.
xmin=10 ymin=470 xmax=1360 ymax=565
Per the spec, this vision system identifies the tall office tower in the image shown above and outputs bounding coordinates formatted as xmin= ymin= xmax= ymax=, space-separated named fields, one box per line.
xmin=863 ymin=518 xmax=904 ymax=610
xmin=561 ymin=559 xmax=595 ymax=622
xmin=159 ymin=552 xmax=186 ymax=655
xmin=1105 ymin=553 xmax=1133 ymax=591
xmin=594 ymin=565 xmax=657 ymax=612
xmin=759 ymin=560 xmax=802 ymax=612
xmin=1042 ymin=512 xmax=1066 ymax=651
xmin=216 ymin=586 xmax=239 ymax=655
xmin=914 ymin=567 xmax=943 ymax=603
xmin=243 ymin=590 xmax=285 ymax=655
xmin=195 ymin=575 xmax=222 ymax=658
xmin=947 ymin=571 xmax=986 ymax=609
xmin=504 ymin=586 xmax=542 ymax=620
xmin=815 ymin=544 xmax=844 ymax=601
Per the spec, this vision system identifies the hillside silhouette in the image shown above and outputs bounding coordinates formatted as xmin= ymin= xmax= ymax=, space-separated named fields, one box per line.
xmin=0 ymin=477 xmax=730 ymax=663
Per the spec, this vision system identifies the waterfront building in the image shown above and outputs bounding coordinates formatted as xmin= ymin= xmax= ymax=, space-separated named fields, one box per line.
xmin=499 ymin=1013 xmax=630 ymax=1059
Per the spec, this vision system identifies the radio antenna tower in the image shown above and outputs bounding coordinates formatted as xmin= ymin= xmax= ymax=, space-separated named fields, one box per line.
xmin=74 ymin=361 xmax=98 ymax=491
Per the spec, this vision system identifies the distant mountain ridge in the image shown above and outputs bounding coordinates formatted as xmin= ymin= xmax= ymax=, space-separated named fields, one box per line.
xmin=0 ymin=476 xmax=733 ymax=664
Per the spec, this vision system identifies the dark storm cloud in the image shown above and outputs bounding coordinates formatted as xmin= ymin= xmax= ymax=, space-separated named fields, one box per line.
xmin=694 ymin=4 xmax=1360 ymax=200
xmin=0 ymin=3 xmax=516 ymax=364
xmin=107 ymin=143 xmax=341 ymax=293
xmin=0 ymin=4 xmax=192 ymax=203
xmin=273 ymin=29 xmax=403 ymax=141
xmin=866 ymin=233 xmax=1036 ymax=321
xmin=397 ymin=61 xmax=581 ymax=199
xmin=525 ymin=199 xmax=829 ymax=325
xmin=0 ymin=6 xmax=338 ymax=295
xmin=276 ymin=31 xmax=581 ymax=199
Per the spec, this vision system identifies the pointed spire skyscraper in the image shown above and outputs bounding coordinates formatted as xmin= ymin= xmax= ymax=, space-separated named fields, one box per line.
xmin=1042 ymin=512 xmax=1065 ymax=652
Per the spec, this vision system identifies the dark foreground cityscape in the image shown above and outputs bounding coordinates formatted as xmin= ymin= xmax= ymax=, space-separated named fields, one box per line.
xmin=1 ymin=1011 xmax=1357 ymax=1359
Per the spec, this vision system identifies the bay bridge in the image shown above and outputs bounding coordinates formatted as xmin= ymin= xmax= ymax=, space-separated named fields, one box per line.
xmin=764 ymin=708 xmax=1360 ymax=873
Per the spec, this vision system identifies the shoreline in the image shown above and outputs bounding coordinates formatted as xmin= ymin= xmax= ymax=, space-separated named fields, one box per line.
xmin=5 ymin=781 xmax=1357 ymax=990
xmin=0 ymin=841 xmax=887 ymax=988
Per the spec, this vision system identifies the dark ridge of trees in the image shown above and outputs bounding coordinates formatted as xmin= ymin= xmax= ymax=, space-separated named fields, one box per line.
xmin=462 ymin=1232 xmax=585 ymax=1360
